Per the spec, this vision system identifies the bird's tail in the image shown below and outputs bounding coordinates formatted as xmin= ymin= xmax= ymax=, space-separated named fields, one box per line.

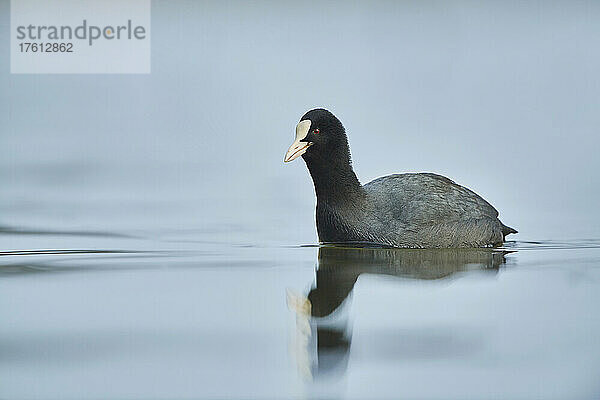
xmin=501 ymin=223 xmax=518 ymax=237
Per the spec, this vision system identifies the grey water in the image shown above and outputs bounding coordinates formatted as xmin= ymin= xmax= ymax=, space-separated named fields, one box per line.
xmin=2 ymin=1 xmax=600 ymax=399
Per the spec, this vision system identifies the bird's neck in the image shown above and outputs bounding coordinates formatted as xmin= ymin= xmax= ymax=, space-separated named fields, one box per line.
xmin=304 ymin=156 xmax=365 ymax=206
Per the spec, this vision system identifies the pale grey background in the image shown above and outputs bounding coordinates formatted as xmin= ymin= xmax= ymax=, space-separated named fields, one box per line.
xmin=1 ymin=2 xmax=600 ymax=399
xmin=1 ymin=0 xmax=599 ymax=243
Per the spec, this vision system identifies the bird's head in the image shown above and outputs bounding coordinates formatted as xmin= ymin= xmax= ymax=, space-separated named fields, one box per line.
xmin=284 ymin=109 xmax=349 ymax=164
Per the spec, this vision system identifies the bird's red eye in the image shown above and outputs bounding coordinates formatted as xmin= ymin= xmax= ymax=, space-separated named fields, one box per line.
xmin=314 ymin=128 xmax=320 ymax=134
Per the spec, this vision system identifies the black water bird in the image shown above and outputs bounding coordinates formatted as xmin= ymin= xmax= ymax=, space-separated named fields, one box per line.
xmin=284 ymin=109 xmax=517 ymax=248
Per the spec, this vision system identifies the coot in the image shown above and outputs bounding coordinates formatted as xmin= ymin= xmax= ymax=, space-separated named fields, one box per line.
xmin=284 ymin=108 xmax=516 ymax=248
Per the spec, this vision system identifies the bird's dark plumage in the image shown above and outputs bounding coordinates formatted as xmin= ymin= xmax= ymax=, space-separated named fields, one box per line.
xmin=286 ymin=108 xmax=517 ymax=248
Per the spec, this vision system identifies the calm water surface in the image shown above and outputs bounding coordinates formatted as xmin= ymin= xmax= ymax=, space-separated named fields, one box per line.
xmin=1 ymin=163 xmax=600 ymax=400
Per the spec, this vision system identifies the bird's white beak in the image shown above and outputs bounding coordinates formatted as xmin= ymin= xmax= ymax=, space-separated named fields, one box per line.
xmin=284 ymin=120 xmax=312 ymax=163
xmin=284 ymin=141 xmax=312 ymax=163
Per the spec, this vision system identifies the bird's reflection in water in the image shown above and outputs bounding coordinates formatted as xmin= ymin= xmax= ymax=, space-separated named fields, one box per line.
xmin=288 ymin=245 xmax=509 ymax=381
